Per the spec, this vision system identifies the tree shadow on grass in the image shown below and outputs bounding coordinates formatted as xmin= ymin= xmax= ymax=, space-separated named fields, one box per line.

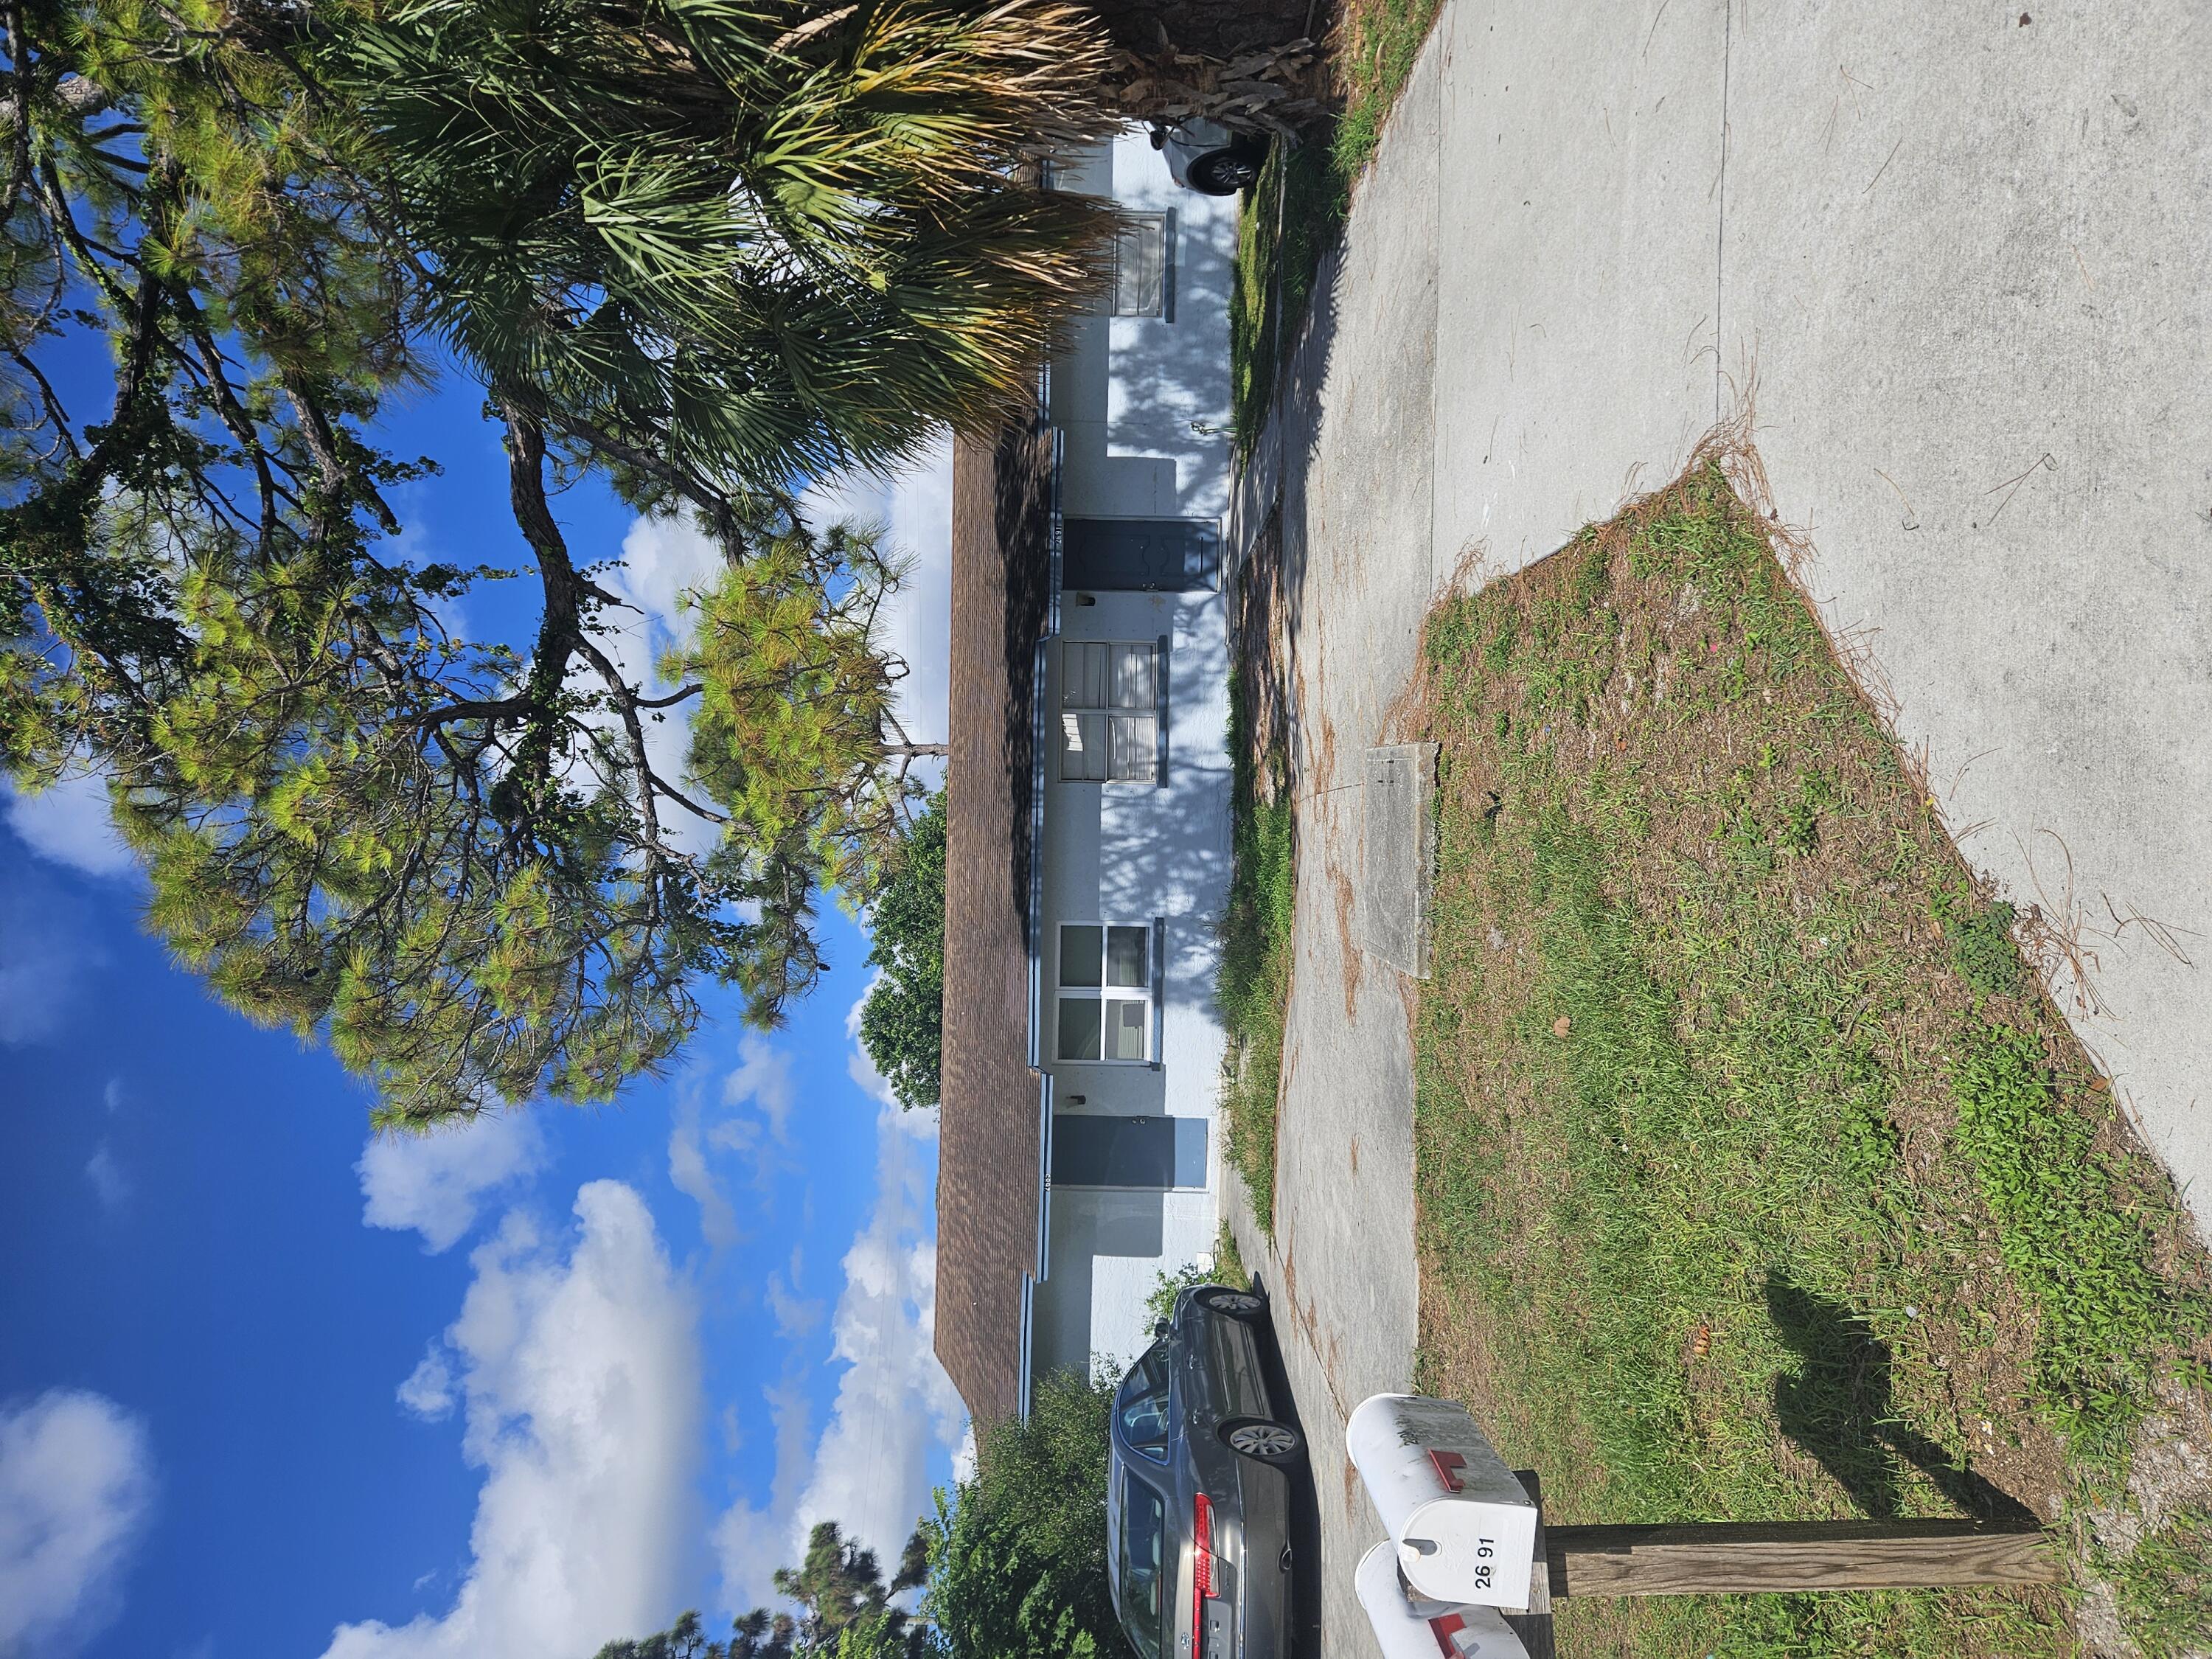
xmin=1764 ymin=1271 xmax=2035 ymax=1525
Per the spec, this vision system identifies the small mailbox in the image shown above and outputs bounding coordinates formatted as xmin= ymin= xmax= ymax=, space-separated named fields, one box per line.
xmin=1354 ymin=1540 xmax=1529 ymax=1659
xmin=1347 ymin=1394 xmax=1540 ymax=1609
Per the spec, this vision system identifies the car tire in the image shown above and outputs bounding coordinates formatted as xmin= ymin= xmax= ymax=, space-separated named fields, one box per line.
xmin=1188 ymin=149 xmax=1262 ymax=195
xmin=1195 ymin=1287 xmax=1267 ymax=1319
xmin=1220 ymin=1416 xmax=1304 ymax=1464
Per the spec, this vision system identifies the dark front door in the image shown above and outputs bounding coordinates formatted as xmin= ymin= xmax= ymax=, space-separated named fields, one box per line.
xmin=1064 ymin=518 xmax=1220 ymax=592
xmin=1051 ymin=1115 xmax=1208 ymax=1188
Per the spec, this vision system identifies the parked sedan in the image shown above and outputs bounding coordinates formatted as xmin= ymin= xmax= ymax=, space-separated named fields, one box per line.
xmin=1107 ymin=1284 xmax=1304 ymax=1659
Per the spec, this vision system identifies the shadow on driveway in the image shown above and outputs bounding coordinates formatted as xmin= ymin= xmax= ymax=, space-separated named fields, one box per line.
xmin=1250 ymin=1270 xmax=1326 ymax=1659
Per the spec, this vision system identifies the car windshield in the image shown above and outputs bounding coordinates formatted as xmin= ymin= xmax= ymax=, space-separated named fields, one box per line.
xmin=1116 ymin=1467 xmax=1172 ymax=1659
xmin=1117 ymin=1349 xmax=1172 ymax=1462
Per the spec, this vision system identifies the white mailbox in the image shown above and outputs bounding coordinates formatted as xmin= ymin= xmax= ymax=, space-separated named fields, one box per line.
xmin=1347 ymin=1394 xmax=1540 ymax=1609
xmin=1354 ymin=1540 xmax=1529 ymax=1659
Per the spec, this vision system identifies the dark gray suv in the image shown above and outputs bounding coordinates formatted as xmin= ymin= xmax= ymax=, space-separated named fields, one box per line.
xmin=1106 ymin=1284 xmax=1304 ymax=1659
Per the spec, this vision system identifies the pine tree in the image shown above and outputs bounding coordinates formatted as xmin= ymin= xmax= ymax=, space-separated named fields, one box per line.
xmin=0 ymin=0 xmax=1115 ymax=1124
xmin=604 ymin=1520 xmax=936 ymax=1659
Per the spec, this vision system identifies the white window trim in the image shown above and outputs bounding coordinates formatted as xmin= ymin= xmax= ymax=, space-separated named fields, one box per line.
xmin=1054 ymin=921 xmax=1154 ymax=1065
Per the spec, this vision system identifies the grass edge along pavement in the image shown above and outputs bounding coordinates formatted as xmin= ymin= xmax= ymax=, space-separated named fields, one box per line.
xmin=1230 ymin=0 xmax=1447 ymax=450
xmin=1218 ymin=665 xmax=1295 ymax=1239
xmin=1405 ymin=451 xmax=2212 ymax=1658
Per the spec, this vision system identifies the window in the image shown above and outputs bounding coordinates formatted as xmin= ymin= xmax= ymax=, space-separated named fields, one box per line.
xmin=1116 ymin=1468 xmax=1169 ymax=1659
xmin=1061 ymin=641 xmax=1158 ymax=783
xmin=1057 ymin=922 xmax=1152 ymax=1063
xmin=1110 ymin=213 xmax=1170 ymax=319
xmin=1116 ymin=1346 xmax=1172 ymax=1463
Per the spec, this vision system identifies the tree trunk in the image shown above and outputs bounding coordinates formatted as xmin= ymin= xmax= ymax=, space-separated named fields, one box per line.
xmin=1091 ymin=0 xmax=1319 ymax=60
xmin=1088 ymin=0 xmax=1331 ymax=136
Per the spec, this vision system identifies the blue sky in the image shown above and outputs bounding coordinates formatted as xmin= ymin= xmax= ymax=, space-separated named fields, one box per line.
xmin=0 ymin=372 xmax=961 ymax=1658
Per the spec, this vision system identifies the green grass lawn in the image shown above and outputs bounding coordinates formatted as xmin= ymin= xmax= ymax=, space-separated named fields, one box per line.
xmin=1407 ymin=456 xmax=2212 ymax=1658
xmin=1230 ymin=0 xmax=1447 ymax=449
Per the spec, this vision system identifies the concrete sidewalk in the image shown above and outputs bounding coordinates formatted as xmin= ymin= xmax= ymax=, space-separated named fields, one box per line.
xmin=1228 ymin=4 xmax=2211 ymax=1653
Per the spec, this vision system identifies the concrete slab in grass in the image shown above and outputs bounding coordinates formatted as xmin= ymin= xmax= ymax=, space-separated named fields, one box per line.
xmin=1362 ymin=744 xmax=1439 ymax=978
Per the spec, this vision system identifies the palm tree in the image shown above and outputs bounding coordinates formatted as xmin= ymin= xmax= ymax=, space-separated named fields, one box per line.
xmin=340 ymin=0 xmax=1128 ymax=497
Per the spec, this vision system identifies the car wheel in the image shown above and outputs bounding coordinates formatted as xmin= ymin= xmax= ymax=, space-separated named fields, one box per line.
xmin=1195 ymin=1287 xmax=1267 ymax=1319
xmin=1189 ymin=149 xmax=1261 ymax=195
xmin=1221 ymin=1416 xmax=1304 ymax=1464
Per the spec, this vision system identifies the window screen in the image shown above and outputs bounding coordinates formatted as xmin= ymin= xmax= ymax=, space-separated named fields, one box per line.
xmin=1110 ymin=215 xmax=1169 ymax=318
xmin=1061 ymin=641 xmax=1159 ymax=784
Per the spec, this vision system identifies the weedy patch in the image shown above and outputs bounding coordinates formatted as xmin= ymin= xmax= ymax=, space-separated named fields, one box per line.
xmin=1219 ymin=667 xmax=1295 ymax=1237
xmin=1230 ymin=0 xmax=1447 ymax=448
xmin=2104 ymin=1506 xmax=2212 ymax=1658
xmin=1408 ymin=455 xmax=2211 ymax=1658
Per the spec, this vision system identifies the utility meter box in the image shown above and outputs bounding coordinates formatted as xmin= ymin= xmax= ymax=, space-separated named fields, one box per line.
xmin=1354 ymin=1540 xmax=1528 ymax=1659
xmin=1347 ymin=1394 xmax=1540 ymax=1609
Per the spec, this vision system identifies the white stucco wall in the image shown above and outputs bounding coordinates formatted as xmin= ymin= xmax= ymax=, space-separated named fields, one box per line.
xmin=1028 ymin=133 xmax=1239 ymax=1382
xmin=1052 ymin=135 xmax=1237 ymax=522
xmin=1034 ymin=1188 xmax=1222 ymax=1379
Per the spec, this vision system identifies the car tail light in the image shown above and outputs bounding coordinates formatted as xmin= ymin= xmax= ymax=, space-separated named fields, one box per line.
xmin=1193 ymin=1493 xmax=1214 ymax=1592
xmin=1192 ymin=1492 xmax=1215 ymax=1641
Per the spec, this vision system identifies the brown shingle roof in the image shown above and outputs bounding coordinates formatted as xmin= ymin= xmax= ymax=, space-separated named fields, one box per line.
xmin=932 ymin=418 xmax=1052 ymax=1425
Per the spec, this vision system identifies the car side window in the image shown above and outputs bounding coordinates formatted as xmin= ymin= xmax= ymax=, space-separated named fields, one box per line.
xmin=1116 ymin=1467 xmax=1170 ymax=1659
xmin=1116 ymin=1349 xmax=1172 ymax=1463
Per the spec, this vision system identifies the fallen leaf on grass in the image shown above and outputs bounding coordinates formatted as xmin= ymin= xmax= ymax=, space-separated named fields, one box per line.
xmin=1552 ymin=1016 xmax=1572 ymax=1037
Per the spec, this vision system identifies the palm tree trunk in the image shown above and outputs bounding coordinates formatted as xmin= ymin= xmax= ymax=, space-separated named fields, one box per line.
xmin=1091 ymin=0 xmax=1320 ymax=60
xmin=1088 ymin=0 xmax=1330 ymax=135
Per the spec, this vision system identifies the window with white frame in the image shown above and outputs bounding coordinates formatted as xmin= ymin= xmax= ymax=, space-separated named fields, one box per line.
xmin=1061 ymin=641 xmax=1158 ymax=783
xmin=1056 ymin=923 xmax=1152 ymax=1063
xmin=1110 ymin=214 xmax=1169 ymax=319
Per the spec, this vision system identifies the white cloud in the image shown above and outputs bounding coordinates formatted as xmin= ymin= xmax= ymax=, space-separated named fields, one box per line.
xmin=84 ymin=1143 xmax=131 ymax=1211
xmin=321 ymin=1182 xmax=703 ymax=1659
xmin=0 ymin=874 xmax=105 ymax=1047
xmin=801 ymin=433 xmax=955 ymax=751
xmin=844 ymin=978 xmax=897 ymax=1110
xmin=613 ymin=513 xmax=726 ymax=639
xmin=595 ymin=514 xmax=729 ymax=861
xmin=720 ymin=1035 xmax=796 ymax=1141
xmin=667 ymin=1034 xmax=799 ymax=1253
xmin=708 ymin=1374 xmax=814 ymax=1615
xmin=787 ymin=1118 xmax=962 ymax=1572
xmin=0 ymin=1389 xmax=156 ymax=1655
xmin=358 ymin=1113 xmax=548 ymax=1254
xmin=764 ymin=1250 xmax=825 ymax=1344
xmin=396 ymin=1351 xmax=456 ymax=1422
xmin=844 ymin=984 xmax=936 ymax=1135
xmin=4 ymin=773 xmax=133 ymax=880
xmin=712 ymin=1010 xmax=962 ymax=1611
xmin=666 ymin=1090 xmax=740 ymax=1255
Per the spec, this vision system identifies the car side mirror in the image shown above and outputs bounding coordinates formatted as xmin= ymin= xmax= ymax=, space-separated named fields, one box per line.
xmin=1153 ymin=1320 xmax=1170 ymax=1338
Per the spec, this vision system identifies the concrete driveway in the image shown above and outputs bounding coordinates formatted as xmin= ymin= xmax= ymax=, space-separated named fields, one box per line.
xmin=1225 ymin=3 xmax=2211 ymax=1652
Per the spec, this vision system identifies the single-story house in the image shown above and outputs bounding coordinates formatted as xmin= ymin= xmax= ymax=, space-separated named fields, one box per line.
xmin=934 ymin=131 xmax=1238 ymax=1423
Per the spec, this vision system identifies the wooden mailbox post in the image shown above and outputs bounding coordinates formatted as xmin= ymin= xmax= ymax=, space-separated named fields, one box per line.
xmin=1349 ymin=1395 xmax=2062 ymax=1659
xmin=1500 ymin=1472 xmax=2061 ymax=1659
